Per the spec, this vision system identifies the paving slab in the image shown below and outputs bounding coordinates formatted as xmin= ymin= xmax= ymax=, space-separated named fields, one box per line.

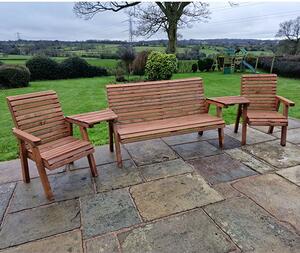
xmin=273 ymin=128 xmax=300 ymax=144
xmin=72 ymin=144 xmax=130 ymax=169
xmin=0 ymin=199 xmax=80 ymax=250
xmin=243 ymin=140 xmax=300 ymax=168
xmin=95 ymin=160 xmax=143 ymax=192
xmin=9 ymin=168 xmax=94 ymax=212
xmin=252 ymin=118 xmax=300 ymax=133
xmin=225 ymin=124 xmax=276 ymax=144
xmin=0 ymin=159 xmax=65 ymax=185
xmin=125 ymin=139 xmax=178 ymax=166
xmin=172 ymin=141 xmax=222 ymax=160
xmin=0 ymin=183 xmax=15 ymax=223
xmin=139 ymin=159 xmax=193 ymax=181
xmin=118 ymin=208 xmax=237 ymax=253
xmin=207 ymin=135 xmax=241 ymax=150
xmin=85 ymin=234 xmax=120 ymax=253
xmin=130 ymin=174 xmax=223 ymax=221
xmin=276 ymin=165 xmax=300 ymax=186
xmin=212 ymin=182 xmax=243 ymax=199
xmin=189 ymin=154 xmax=257 ymax=185
xmin=81 ymin=189 xmax=140 ymax=239
xmin=233 ymin=174 xmax=300 ymax=231
xmin=204 ymin=197 xmax=300 ymax=253
xmin=225 ymin=148 xmax=274 ymax=173
xmin=0 ymin=230 xmax=83 ymax=253
xmin=162 ymin=130 xmax=218 ymax=145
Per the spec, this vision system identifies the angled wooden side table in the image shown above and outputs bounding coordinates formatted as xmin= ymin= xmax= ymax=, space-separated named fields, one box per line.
xmin=206 ymin=96 xmax=250 ymax=145
xmin=66 ymin=109 xmax=118 ymax=152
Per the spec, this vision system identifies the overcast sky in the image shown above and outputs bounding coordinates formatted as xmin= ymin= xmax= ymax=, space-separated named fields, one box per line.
xmin=0 ymin=1 xmax=299 ymax=41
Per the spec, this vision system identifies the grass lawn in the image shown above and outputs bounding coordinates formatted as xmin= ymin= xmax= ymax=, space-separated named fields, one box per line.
xmin=1 ymin=72 xmax=299 ymax=161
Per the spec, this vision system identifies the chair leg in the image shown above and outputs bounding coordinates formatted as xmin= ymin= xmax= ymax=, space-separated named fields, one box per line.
xmin=281 ymin=126 xmax=287 ymax=146
xmin=241 ymin=123 xmax=247 ymax=145
xmin=19 ymin=140 xmax=30 ymax=183
xmin=109 ymin=121 xmax=114 ymax=152
xmin=113 ymin=129 xmax=123 ymax=168
xmin=198 ymin=131 xmax=203 ymax=136
xmin=234 ymin=105 xmax=242 ymax=133
xmin=268 ymin=126 xmax=274 ymax=134
xmin=35 ymin=161 xmax=54 ymax=201
xmin=218 ymin=128 xmax=224 ymax=148
xmin=87 ymin=154 xmax=98 ymax=177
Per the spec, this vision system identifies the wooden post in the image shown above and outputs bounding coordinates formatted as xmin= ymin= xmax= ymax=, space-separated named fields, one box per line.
xmin=241 ymin=104 xmax=248 ymax=145
xmin=234 ymin=104 xmax=242 ymax=133
xmin=109 ymin=121 xmax=114 ymax=152
xmin=270 ymin=56 xmax=275 ymax=73
xmin=19 ymin=140 xmax=30 ymax=183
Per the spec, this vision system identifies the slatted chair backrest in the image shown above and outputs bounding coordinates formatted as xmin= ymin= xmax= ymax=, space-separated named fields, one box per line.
xmin=7 ymin=90 xmax=70 ymax=144
xmin=241 ymin=74 xmax=277 ymax=111
xmin=106 ymin=78 xmax=206 ymax=124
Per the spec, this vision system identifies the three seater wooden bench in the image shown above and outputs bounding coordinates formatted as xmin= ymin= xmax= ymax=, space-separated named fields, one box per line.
xmin=107 ymin=78 xmax=226 ymax=167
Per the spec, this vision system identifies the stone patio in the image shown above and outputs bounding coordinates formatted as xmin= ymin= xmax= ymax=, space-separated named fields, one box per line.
xmin=0 ymin=120 xmax=300 ymax=252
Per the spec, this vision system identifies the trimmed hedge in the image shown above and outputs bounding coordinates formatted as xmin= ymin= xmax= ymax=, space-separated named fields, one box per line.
xmin=0 ymin=65 xmax=30 ymax=88
xmin=145 ymin=51 xmax=178 ymax=81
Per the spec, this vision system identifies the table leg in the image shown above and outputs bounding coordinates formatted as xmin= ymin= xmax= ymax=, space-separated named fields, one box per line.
xmin=109 ymin=121 xmax=114 ymax=152
xmin=241 ymin=104 xmax=248 ymax=145
xmin=234 ymin=104 xmax=242 ymax=133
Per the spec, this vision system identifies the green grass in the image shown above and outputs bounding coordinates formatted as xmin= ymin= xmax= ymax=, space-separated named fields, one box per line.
xmin=1 ymin=72 xmax=299 ymax=161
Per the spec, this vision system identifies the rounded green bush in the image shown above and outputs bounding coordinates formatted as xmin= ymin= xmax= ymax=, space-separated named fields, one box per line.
xmin=0 ymin=65 xmax=30 ymax=88
xmin=145 ymin=51 xmax=178 ymax=81
xmin=60 ymin=56 xmax=90 ymax=78
xmin=26 ymin=56 xmax=60 ymax=81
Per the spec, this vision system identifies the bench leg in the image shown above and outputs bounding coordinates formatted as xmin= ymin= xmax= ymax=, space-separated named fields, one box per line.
xmin=241 ymin=104 xmax=248 ymax=145
xmin=234 ymin=104 xmax=242 ymax=133
xmin=280 ymin=126 xmax=287 ymax=146
xmin=36 ymin=161 xmax=54 ymax=201
xmin=268 ymin=126 xmax=274 ymax=134
xmin=218 ymin=128 xmax=224 ymax=148
xmin=87 ymin=154 xmax=98 ymax=177
xmin=19 ymin=140 xmax=30 ymax=183
xmin=109 ymin=121 xmax=114 ymax=152
xmin=113 ymin=127 xmax=123 ymax=168
xmin=198 ymin=131 xmax=203 ymax=136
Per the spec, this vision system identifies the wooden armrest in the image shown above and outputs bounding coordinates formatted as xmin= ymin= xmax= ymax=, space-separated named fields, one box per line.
xmin=64 ymin=117 xmax=89 ymax=128
xmin=206 ymin=99 xmax=226 ymax=108
xmin=276 ymin=96 xmax=295 ymax=107
xmin=13 ymin=128 xmax=41 ymax=146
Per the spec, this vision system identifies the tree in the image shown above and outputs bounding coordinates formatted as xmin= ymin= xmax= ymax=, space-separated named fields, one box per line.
xmin=276 ymin=16 xmax=300 ymax=55
xmin=74 ymin=2 xmax=210 ymax=53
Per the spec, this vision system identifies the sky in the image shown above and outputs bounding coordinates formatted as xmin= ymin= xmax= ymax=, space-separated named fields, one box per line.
xmin=0 ymin=1 xmax=300 ymax=41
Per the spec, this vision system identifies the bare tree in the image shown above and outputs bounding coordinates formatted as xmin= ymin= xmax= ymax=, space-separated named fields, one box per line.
xmin=276 ymin=16 xmax=300 ymax=55
xmin=74 ymin=2 xmax=210 ymax=53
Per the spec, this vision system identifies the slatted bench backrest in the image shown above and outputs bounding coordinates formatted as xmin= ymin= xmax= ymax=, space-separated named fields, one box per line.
xmin=7 ymin=90 xmax=70 ymax=144
xmin=241 ymin=74 xmax=277 ymax=111
xmin=106 ymin=78 xmax=206 ymax=124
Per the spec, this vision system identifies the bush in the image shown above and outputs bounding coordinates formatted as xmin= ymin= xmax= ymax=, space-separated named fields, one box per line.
xmin=26 ymin=56 xmax=60 ymax=81
xmin=118 ymin=46 xmax=135 ymax=74
xmin=0 ymin=65 xmax=30 ymax=88
xmin=145 ymin=51 xmax=178 ymax=81
xmin=86 ymin=65 xmax=107 ymax=77
xmin=0 ymin=61 xmax=3 ymax=66
xmin=132 ymin=51 xmax=149 ymax=76
xmin=192 ymin=63 xmax=198 ymax=72
xmin=198 ymin=58 xmax=214 ymax=72
xmin=60 ymin=56 xmax=90 ymax=79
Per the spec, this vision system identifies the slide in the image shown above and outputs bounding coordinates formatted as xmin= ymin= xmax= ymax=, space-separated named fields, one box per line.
xmin=242 ymin=60 xmax=257 ymax=73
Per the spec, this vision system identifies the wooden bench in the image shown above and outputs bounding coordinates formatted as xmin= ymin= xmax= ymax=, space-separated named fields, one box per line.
xmin=106 ymin=78 xmax=226 ymax=167
xmin=235 ymin=74 xmax=295 ymax=145
xmin=7 ymin=90 xmax=98 ymax=200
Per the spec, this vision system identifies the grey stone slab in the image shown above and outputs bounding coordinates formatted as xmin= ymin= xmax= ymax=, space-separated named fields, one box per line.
xmin=81 ymin=189 xmax=140 ymax=239
xmin=243 ymin=140 xmax=300 ymax=168
xmin=118 ymin=209 xmax=237 ymax=253
xmin=276 ymin=165 xmax=300 ymax=186
xmin=0 ymin=159 xmax=65 ymax=184
xmin=225 ymin=124 xmax=276 ymax=144
xmin=172 ymin=141 xmax=222 ymax=160
xmin=274 ymin=128 xmax=300 ymax=144
xmin=233 ymin=174 xmax=300 ymax=231
xmin=139 ymin=159 xmax=194 ymax=181
xmin=95 ymin=160 xmax=143 ymax=192
xmin=0 ymin=199 xmax=80 ymax=250
xmin=9 ymin=168 xmax=94 ymax=213
xmin=130 ymin=174 xmax=223 ymax=221
xmin=0 ymin=230 xmax=83 ymax=253
xmin=85 ymin=234 xmax=119 ymax=253
xmin=125 ymin=139 xmax=178 ymax=166
xmin=251 ymin=125 xmax=281 ymax=133
xmin=189 ymin=154 xmax=257 ymax=185
xmin=225 ymin=148 xmax=274 ymax=173
xmin=162 ymin=130 xmax=218 ymax=145
xmin=204 ymin=197 xmax=300 ymax=253
xmin=0 ymin=183 xmax=15 ymax=223
xmin=207 ymin=135 xmax=241 ymax=150
xmin=212 ymin=182 xmax=243 ymax=199
xmin=72 ymin=145 xmax=130 ymax=169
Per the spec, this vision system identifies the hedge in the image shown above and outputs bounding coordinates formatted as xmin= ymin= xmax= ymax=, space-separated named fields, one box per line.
xmin=0 ymin=65 xmax=30 ymax=88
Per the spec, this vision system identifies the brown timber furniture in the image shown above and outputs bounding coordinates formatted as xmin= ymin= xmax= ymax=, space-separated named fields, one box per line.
xmin=106 ymin=78 xmax=226 ymax=167
xmin=235 ymin=74 xmax=295 ymax=146
xmin=66 ymin=109 xmax=118 ymax=152
xmin=7 ymin=90 xmax=98 ymax=200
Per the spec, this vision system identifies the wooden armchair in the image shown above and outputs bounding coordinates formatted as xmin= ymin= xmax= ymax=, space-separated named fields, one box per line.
xmin=235 ymin=74 xmax=295 ymax=146
xmin=7 ymin=90 xmax=98 ymax=200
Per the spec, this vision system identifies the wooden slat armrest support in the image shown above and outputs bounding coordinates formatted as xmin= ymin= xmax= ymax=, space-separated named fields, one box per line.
xmin=13 ymin=128 xmax=41 ymax=146
xmin=276 ymin=95 xmax=295 ymax=107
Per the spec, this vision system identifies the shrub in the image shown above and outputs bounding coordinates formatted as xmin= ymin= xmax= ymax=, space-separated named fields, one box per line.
xmin=86 ymin=65 xmax=108 ymax=77
xmin=132 ymin=51 xmax=149 ymax=76
xmin=198 ymin=58 xmax=214 ymax=72
xmin=0 ymin=61 xmax=3 ymax=66
xmin=192 ymin=63 xmax=198 ymax=72
xmin=145 ymin=51 xmax=178 ymax=81
xmin=26 ymin=56 xmax=60 ymax=81
xmin=60 ymin=56 xmax=90 ymax=79
xmin=0 ymin=65 xmax=30 ymax=88
xmin=118 ymin=46 xmax=135 ymax=74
